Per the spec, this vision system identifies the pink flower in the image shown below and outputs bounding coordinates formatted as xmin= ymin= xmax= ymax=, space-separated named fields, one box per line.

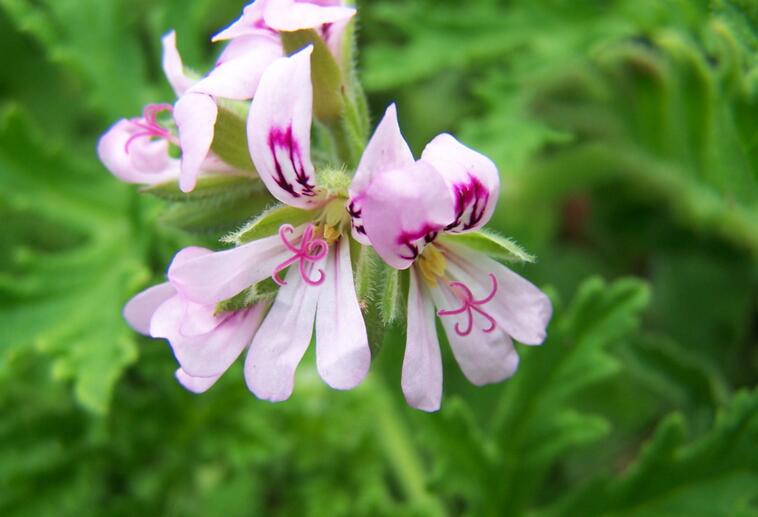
xmin=353 ymin=106 xmax=553 ymax=412
xmin=214 ymin=0 xmax=356 ymax=59
xmin=123 ymin=248 xmax=266 ymax=393
xmin=97 ymin=32 xmax=259 ymax=191
xmin=167 ymin=47 xmax=370 ymax=402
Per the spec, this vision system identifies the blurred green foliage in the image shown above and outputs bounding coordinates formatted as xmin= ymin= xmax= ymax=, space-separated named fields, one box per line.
xmin=0 ymin=0 xmax=756 ymax=515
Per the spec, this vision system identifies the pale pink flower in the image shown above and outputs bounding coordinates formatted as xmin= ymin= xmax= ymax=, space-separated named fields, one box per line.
xmin=214 ymin=0 xmax=355 ymax=59
xmin=97 ymin=31 xmax=259 ymax=191
xmin=353 ymin=106 xmax=553 ymax=412
xmin=123 ymin=247 xmax=266 ymax=393
xmin=168 ymin=47 xmax=370 ymax=402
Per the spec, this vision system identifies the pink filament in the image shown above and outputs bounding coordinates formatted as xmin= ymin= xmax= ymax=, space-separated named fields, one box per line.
xmin=437 ymin=274 xmax=498 ymax=336
xmin=272 ymin=224 xmax=328 ymax=286
xmin=124 ymin=103 xmax=175 ymax=153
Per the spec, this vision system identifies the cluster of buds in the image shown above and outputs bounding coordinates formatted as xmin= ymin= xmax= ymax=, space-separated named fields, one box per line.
xmin=98 ymin=0 xmax=552 ymax=412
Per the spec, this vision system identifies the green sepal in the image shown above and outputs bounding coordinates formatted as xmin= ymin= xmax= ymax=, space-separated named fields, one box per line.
xmin=215 ymin=278 xmax=279 ymax=315
xmin=225 ymin=204 xmax=318 ymax=245
xmin=439 ymin=230 xmax=536 ymax=263
xmin=211 ymin=100 xmax=256 ymax=172
xmin=158 ymin=181 xmax=273 ymax=235
xmin=281 ymin=29 xmax=344 ymax=123
xmin=380 ymin=267 xmax=403 ymax=326
xmin=350 ymin=240 xmax=387 ymax=357
xmin=142 ymin=174 xmax=263 ymax=202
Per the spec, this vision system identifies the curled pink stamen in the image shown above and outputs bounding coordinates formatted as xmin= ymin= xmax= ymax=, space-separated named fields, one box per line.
xmin=272 ymin=224 xmax=328 ymax=287
xmin=437 ymin=274 xmax=498 ymax=337
xmin=124 ymin=103 xmax=175 ymax=153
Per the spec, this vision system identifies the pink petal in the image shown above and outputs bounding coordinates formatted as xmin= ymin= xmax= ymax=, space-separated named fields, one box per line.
xmin=161 ymin=30 xmax=196 ymax=96
xmin=360 ymin=160 xmax=455 ymax=269
xmin=247 ymin=46 xmax=322 ymax=208
xmin=349 ymin=104 xmax=414 ymax=245
xmin=175 ymin=369 xmax=222 ymax=394
xmin=212 ymin=2 xmax=270 ymax=42
xmin=190 ymin=36 xmax=281 ymax=100
xmin=97 ymin=119 xmax=179 ymax=185
xmin=169 ymin=304 xmax=265 ymax=378
xmin=174 ymin=92 xmax=218 ymax=192
xmin=263 ymin=0 xmax=355 ymax=33
xmin=244 ymin=267 xmax=322 ymax=402
xmin=168 ymin=231 xmax=296 ymax=304
xmin=421 ymin=134 xmax=500 ymax=233
xmin=444 ymin=244 xmax=552 ymax=345
xmin=123 ymin=282 xmax=176 ymax=335
xmin=315 ymin=238 xmax=370 ymax=390
xmin=402 ymin=269 xmax=443 ymax=412
xmin=429 ymin=282 xmax=520 ymax=385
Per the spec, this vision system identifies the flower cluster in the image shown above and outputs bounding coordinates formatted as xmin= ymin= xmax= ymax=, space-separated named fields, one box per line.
xmin=99 ymin=0 xmax=552 ymax=412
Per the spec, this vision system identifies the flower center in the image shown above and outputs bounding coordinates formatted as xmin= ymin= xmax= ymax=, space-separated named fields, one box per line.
xmin=437 ymin=274 xmax=498 ymax=337
xmin=124 ymin=103 xmax=176 ymax=153
xmin=417 ymin=244 xmax=448 ymax=288
xmin=316 ymin=197 xmax=351 ymax=245
xmin=272 ymin=224 xmax=329 ymax=286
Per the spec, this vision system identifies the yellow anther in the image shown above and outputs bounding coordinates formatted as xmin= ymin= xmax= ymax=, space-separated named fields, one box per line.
xmin=417 ymin=245 xmax=448 ymax=288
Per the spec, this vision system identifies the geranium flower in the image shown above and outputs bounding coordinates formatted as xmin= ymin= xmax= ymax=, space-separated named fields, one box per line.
xmin=353 ymin=106 xmax=553 ymax=412
xmin=123 ymin=247 xmax=266 ymax=393
xmin=97 ymin=31 xmax=260 ymax=190
xmin=214 ymin=0 xmax=356 ymax=59
xmin=168 ymin=46 xmax=370 ymax=402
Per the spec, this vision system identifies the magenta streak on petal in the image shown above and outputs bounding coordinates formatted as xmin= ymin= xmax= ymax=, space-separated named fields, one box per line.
xmin=124 ymin=104 xmax=176 ymax=153
xmin=320 ymin=22 xmax=333 ymax=41
xmin=445 ymin=174 xmax=490 ymax=232
xmin=272 ymin=224 xmax=328 ymax=286
xmin=437 ymin=274 xmax=498 ymax=336
xmin=268 ymin=125 xmax=317 ymax=199
xmin=396 ymin=223 xmax=442 ymax=261
xmin=347 ymin=199 xmax=366 ymax=236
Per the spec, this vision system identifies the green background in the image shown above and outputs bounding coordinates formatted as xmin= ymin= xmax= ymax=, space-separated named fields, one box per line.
xmin=0 ymin=0 xmax=756 ymax=515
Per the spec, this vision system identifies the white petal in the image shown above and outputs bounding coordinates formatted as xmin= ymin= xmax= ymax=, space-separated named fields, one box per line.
xmin=402 ymin=268 xmax=443 ymax=412
xmin=244 ymin=267 xmax=322 ymax=402
xmin=315 ymin=238 xmax=370 ymax=390
xmin=430 ymin=283 xmax=519 ymax=385
xmin=175 ymin=369 xmax=221 ymax=394
xmin=123 ymin=282 xmax=176 ymax=335
xmin=444 ymin=244 xmax=552 ymax=345
xmin=174 ymin=92 xmax=218 ymax=192
xmin=168 ymin=230 xmax=295 ymax=305
xmin=161 ymin=30 xmax=196 ymax=96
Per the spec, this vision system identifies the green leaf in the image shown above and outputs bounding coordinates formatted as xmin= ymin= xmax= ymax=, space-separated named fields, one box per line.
xmin=143 ymin=174 xmax=265 ymax=202
xmin=226 ymin=204 xmax=318 ymax=244
xmin=482 ymin=277 xmax=650 ymax=514
xmin=543 ymin=389 xmax=758 ymax=516
xmin=0 ymin=107 xmax=145 ymax=414
xmin=439 ymin=229 xmax=536 ymax=263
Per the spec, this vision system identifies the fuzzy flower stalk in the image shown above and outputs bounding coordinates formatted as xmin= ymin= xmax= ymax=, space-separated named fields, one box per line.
xmin=101 ymin=0 xmax=552 ymax=411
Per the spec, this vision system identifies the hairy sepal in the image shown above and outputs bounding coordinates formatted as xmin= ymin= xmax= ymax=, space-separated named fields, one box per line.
xmin=439 ymin=230 xmax=536 ymax=263
xmin=225 ymin=204 xmax=318 ymax=245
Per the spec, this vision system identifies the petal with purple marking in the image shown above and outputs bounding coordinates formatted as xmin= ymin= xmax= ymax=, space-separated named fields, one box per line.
xmin=361 ymin=160 xmax=455 ymax=269
xmin=402 ymin=269 xmax=443 ymax=412
xmin=174 ymin=92 xmax=218 ymax=192
xmin=349 ymin=104 xmax=414 ymax=245
xmin=315 ymin=238 xmax=370 ymax=390
xmin=248 ymin=46 xmax=321 ymax=208
xmin=421 ymin=134 xmax=500 ymax=233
